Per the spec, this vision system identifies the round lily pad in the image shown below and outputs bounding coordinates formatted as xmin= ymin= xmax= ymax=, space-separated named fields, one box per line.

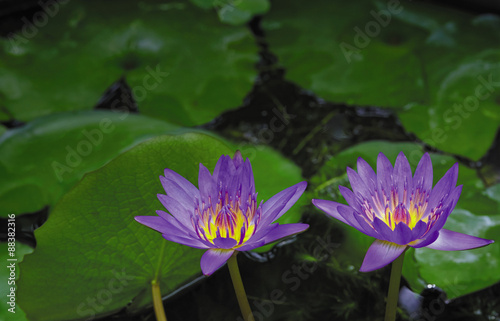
xmin=0 ymin=0 xmax=258 ymax=126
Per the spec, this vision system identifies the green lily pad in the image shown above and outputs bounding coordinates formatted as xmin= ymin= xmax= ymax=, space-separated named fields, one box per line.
xmin=0 ymin=0 xmax=258 ymax=126
xmin=17 ymin=134 xmax=232 ymax=321
xmin=262 ymin=0 xmax=500 ymax=160
xmin=0 ymin=241 xmax=33 ymax=321
xmin=0 ymin=110 xmax=179 ymax=217
xmin=310 ymin=141 xmax=500 ymax=298
xmin=17 ymin=132 xmax=307 ymax=320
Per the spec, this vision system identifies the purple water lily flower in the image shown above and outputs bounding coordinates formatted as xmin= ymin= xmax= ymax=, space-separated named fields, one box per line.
xmin=313 ymin=152 xmax=494 ymax=272
xmin=136 ymin=151 xmax=308 ymax=275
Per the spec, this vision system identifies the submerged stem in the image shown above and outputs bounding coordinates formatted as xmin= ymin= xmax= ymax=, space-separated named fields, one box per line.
xmin=227 ymin=252 xmax=255 ymax=321
xmin=151 ymin=280 xmax=168 ymax=321
xmin=384 ymin=251 xmax=405 ymax=321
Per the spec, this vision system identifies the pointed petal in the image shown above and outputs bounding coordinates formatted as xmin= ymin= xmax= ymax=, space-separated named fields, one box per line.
xmin=372 ymin=217 xmax=394 ymax=242
xmin=443 ymin=185 xmax=462 ymax=214
xmin=357 ymin=157 xmax=377 ymax=190
xmin=410 ymin=220 xmax=428 ymax=240
xmin=360 ymin=240 xmax=407 ymax=272
xmin=155 ymin=210 xmax=192 ymax=234
xmin=213 ymin=155 xmax=236 ymax=189
xmin=314 ymin=200 xmax=374 ymax=237
xmin=425 ymin=229 xmax=494 ymax=251
xmin=200 ymin=249 xmax=234 ymax=276
xmin=198 ymin=163 xmax=217 ymax=202
xmin=160 ymin=175 xmax=196 ymax=208
xmin=162 ymin=233 xmax=210 ymax=249
xmin=261 ymin=181 xmax=307 ymax=225
xmin=212 ymin=237 xmax=238 ymax=249
xmin=235 ymin=240 xmax=266 ymax=252
xmin=338 ymin=186 xmax=362 ymax=212
xmin=157 ymin=194 xmax=193 ymax=229
xmin=423 ymin=185 xmax=463 ymax=238
xmin=393 ymin=222 xmax=413 ymax=245
xmin=312 ymin=199 xmax=356 ymax=226
xmin=232 ymin=150 xmax=244 ymax=169
xmin=409 ymin=231 xmax=439 ymax=248
xmin=347 ymin=167 xmax=371 ymax=199
xmin=425 ymin=163 xmax=458 ymax=217
xmin=245 ymin=223 xmax=278 ymax=244
xmin=262 ymin=223 xmax=309 ymax=244
xmin=230 ymin=159 xmax=255 ymax=200
xmin=424 ymin=185 xmax=462 ymax=238
xmin=163 ymin=168 xmax=199 ymax=198
xmin=413 ymin=153 xmax=433 ymax=193
xmin=377 ymin=153 xmax=394 ymax=197
xmin=351 ymin=213 xmax=379 ymax=238
xmin=135 ymin=216 xmax=175 ymax=235
xmin=393 ymin=152 xmax=413 ymax=206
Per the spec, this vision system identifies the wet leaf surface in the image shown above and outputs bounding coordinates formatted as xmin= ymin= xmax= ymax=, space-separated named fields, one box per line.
xmin=0 ymin=0 xmax=258 ymax=126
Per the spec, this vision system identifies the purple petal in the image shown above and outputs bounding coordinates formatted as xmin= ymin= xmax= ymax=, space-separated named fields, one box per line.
xmin=424 ymin=212 xmax=450 ymax=239
xmin=338 ymin=186 xmax=362 ymax=212
xmin=393 ymin=222 xmax=413 ymax=245
xmin=424 ymin=185 xmax=462 ymax=238
xmin=245 ymin=223 xmax=278 ymax=244
xmin=376 ymin=153 xmax=394 ymax=198
xmin=410 ymin=220 xmax=428 ymax=240
xmin=213 ymin=155 xmax=236 ymax=188
xmin=360 ymin=240 xmax=407 ymax=272
xmin=135 ymin=216 xmax=176 ymax=235
xmin=425 ymin=163 xmax=458 ymax=217
xmin=162 ymin=233 xmax=210 ymax=249
xmin=155 ymin=210 xmax=189 ymax=233
xmin=261 ymin=181 xmax=307 ymax=225
xmin=235 ymin=240 xmax=266 ymax=252
xmin=163 ymin=168 xmax=199 ymax=198
xmin=312 ymin=199 xmax=357 ymax=227
xmin=423 ymin=185 xmax=463 ymax=237
xmin=343 ymin=207 xmax=379 ymax=238
xmin=393 ymin=152 xmax=413 ymax=206
xmin=232 ymin=150 xmax=244 ymax=169
xmin=372 ymin=217 xmax=394 ymax=242
xmin=160 ymin=175 xmax=196 ymax=209
xmin=261 ymin=223 xmax=309 ymax=244
xmin=315 ymin=201 xmax=375 ymax=237
xmin=357 ymin=157 xmax=377 ymax=190
xmin=413 ymin=153 xmax=433 ymax=193
xmin=200 ymin=249 xmax=234 ymax=275
xmin=443 ymin=185 xmax=463 ymax=214
xmin=212 ymin=237 xmax=238 ymax=249
xmin=425 ymin=229 xmax=494 ymax=251
xmin=198 ymin=163 xmax=217 ymax=202
xmin=410 ymin=231 xmax=439 ymax=248
xmin=135 ymin=216 xmax=210 ymax=249
xmin=230 ymin=160 xmax=255 ymax=201
xmin=157 ymin=194 xmax=193 ymax=230
xmin=347 ymin=167 xmax=371 ymax=199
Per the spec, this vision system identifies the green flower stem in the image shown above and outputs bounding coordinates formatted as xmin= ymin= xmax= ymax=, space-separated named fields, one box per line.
xmin=227 ymin=252 xmax=255 ymax=321
xmin=151 ymin=280 xmax=168 ymax=321
xmin=151 ymin=241 xmax=168 ymax=321
xmin=385 ymin=251 xmax=405 ymax=321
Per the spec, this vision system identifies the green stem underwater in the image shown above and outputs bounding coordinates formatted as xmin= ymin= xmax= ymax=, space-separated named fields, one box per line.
xmin=227 ymin=252 xmax=255 ymax=321
xmin=151 ymin=280 xmax=168 ymax=321
xmin=384 ymin=251 xmax=405 ymax=321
